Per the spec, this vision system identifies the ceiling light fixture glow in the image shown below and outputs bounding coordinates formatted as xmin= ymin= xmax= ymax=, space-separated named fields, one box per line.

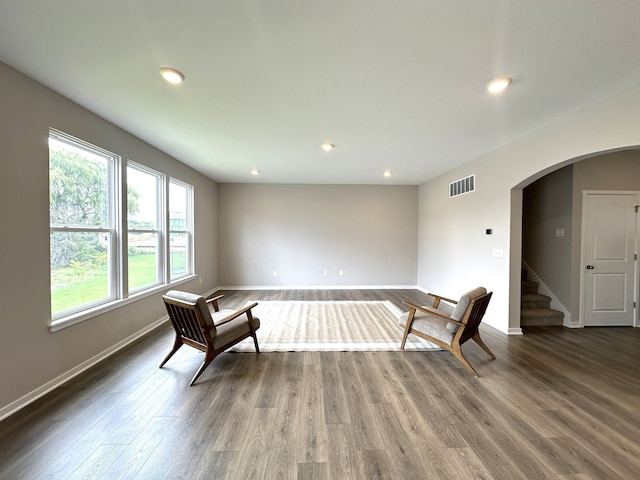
xmin=321 ymin=143 xmax=334 ymax=151
xmin=487 ymin=76 xmax=512 ymax=94
xmin=251 ymin=169 xmax=261 ymax=175
xmin=384 ymin=170 xmax=392 ymax=177
xmin=159 ymin=67 xmax=185 ymax=84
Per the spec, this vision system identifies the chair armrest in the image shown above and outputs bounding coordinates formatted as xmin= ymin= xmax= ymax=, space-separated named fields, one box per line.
xmin=403 ymin=301 xmax=453 ymax=321
xmin=214 ymin=302 xmax=259 ymax=326
xmin=441 ymin=318 xmax=464 ymax=326
xmin=427 ymin=292 xmax=458 ymax=308
xmin=206 ymin=294 xmax=224 ymax=312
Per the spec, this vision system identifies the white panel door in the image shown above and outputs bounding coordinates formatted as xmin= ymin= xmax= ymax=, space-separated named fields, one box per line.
xmin=583 ymin=193 xmax=638 ymax=326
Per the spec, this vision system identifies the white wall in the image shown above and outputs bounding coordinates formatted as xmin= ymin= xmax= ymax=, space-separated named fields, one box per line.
xmin=418 ymin=170 xmax=512 ymax=331
xmin=0 ymin=62 xmax=219 ymax=416
xmin=418 ymin=80 xmax=640 ymax=334
xmin=217 ymin=184 xmax=418 ymax=287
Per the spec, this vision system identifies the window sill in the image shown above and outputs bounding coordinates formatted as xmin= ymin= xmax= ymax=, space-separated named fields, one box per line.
xmin=49 ymin=274 xmax=198 ymax=332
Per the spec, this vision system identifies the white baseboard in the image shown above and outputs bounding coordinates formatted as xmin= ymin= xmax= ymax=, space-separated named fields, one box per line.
xmin=508 ymin=327 xmax=524 ymax=335
xmin=0 ymin=316 xmax=169 ymax=422
xmin=216 ymin=284 xmax=419 ymax=291
xmin=563 ymin=320 xmax=583 ymax=328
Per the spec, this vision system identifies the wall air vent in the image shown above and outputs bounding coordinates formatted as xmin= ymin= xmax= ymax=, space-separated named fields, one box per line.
xmin=449 ymin=174 xmax=475 ymax=198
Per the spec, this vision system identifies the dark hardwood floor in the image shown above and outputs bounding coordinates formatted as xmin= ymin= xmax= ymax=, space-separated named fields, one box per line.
xmin=1 ymin=289 xmax=640 ymax=479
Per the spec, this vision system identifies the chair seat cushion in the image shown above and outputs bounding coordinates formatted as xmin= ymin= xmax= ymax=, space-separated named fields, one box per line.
xmin=211 ymin=309 xmax=260 ymax=349
xmin=400 ymin=299 xmax=461 ymax=334
xmin=399 ymin=310 xmax=454 ymax=345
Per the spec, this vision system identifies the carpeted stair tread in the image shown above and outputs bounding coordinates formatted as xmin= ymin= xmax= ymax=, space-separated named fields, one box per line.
xmin=521 ymin=293 xmax=551 ymax=302
xmin=521 ymin=293 xmax=552 ymax=309
xmin=521 ymin=308 xmax=564 ymax=318
xmin=521 ymin=266 xmax=564 ymax=326
xmin=522 ymin=280 xmax=539 ymax=294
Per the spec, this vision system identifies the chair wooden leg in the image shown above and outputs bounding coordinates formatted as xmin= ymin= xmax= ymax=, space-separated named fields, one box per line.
xmin=190 ymin=352 xmax=216 ymax=386
xmin=400 ymin=309 xmax=416 ymax=350
xmin=252 ymin=333 xmax=260 ymax=353
xmin=472 ymin=332 xmax=496 ymax=359
xmin=159 ymin=337 xmax=183 ymax=368
xmin=451 ymin=345 xmax=479 ymax=377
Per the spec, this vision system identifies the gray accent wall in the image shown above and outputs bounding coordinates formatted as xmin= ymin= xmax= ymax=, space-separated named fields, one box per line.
xmin=0 ymin=61 xmax=219 ymax=415
xmin=523 ymin=165 xmax=573 ymax=308
xmin=217 ymin=184 xmax=418 ymax=287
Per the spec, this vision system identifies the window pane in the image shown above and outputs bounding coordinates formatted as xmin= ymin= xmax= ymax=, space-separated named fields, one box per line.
xmin=169 ymin=180 xmax=192 ymax=281
xmin=170 ymin=232 xmax=187 ymax=279
xmin=169 ymin=182 xmax=188 ymax=230
xmin=49 ymin=138 xmax=109 ymax=227
xmin=50 ymin=131 xmax=115 ymax=320
xmin=128 ymin=232 xmax=159 ymax=292
xmin=127 ymin=165 xmax=159 ymax=229
xmin=127 ymin=164 xmax=163 ymax=293
xmin=50 ymin=231 xmax=111 ymax=315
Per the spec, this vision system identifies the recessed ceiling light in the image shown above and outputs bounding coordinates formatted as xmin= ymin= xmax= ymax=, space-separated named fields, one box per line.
xmin=383 ymin=170 xmax=392 ymax=177
xmin=486 ymin=76 xmax=512 ymax=94
xmin=251 ymin=169 xmax=261 ymax=176
xmin=159 ymin=67 xmax=185 ymax=84
xmin=321 ymin=143 xmax=334 ymax=152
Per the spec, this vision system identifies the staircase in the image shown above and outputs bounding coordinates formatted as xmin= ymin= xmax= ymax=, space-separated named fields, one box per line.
xmin=521 ymin=268 xmax=564 ymax=326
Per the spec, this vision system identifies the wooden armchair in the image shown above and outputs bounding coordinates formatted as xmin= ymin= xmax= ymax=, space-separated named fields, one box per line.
xmin=160 ymin=290 xmax=260 ymax=385
xmin=400 ymin=287 xmax=495 ymax=376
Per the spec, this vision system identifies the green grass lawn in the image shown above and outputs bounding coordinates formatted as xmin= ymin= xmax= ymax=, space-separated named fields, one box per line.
xmin=51 ymin=253 xmax=185 ymax=314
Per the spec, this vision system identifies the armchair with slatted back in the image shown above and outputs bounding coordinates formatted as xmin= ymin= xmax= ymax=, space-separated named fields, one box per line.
xmin=399 ymin=287 xmax=495 ymax=376
xmin=160 ymin=290 xmax=260 ymax=385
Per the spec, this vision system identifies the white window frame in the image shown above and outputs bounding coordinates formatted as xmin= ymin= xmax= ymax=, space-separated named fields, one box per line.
xmin=49 ymin=129 xmax=120 ymax=320
xmin=168 ymin=178 xmax=194 ymax=281
xmin=48 ymin=129 xmax=196 ymax=331
xmin=126 ymin=161 xmax=166 ymax=293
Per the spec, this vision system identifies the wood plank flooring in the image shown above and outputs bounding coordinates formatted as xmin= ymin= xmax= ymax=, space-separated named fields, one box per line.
xmin=1 ymin=289 xmax=640 ymax=479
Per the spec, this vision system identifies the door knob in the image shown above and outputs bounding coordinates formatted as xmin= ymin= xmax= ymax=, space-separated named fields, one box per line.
xmin=586 ymin=265 xmax=595 ymax=269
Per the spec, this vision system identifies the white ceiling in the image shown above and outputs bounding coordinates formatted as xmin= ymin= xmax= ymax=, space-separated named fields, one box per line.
xmin=1 ymin=1 xmax=640 ymax=185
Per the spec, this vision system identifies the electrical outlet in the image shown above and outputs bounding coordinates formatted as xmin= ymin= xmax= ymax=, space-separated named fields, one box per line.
xmin=339 ymin=270 xmax=344 ymax=276
xmin=323 ymin=270 xmax=328 ymax=276
xmin=273 ymin=270 xmax=278 ymax=276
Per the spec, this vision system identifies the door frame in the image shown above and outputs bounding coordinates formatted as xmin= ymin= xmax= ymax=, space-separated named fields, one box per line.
xmin=579 ymin=190 xmax=640 ymax=328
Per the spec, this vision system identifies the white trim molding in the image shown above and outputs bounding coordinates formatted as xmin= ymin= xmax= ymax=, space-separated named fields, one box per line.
xmin=216 ymin=284 xmax=419 ymax=291
xmin=0 ymin=316 xmax=169 ymax=422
